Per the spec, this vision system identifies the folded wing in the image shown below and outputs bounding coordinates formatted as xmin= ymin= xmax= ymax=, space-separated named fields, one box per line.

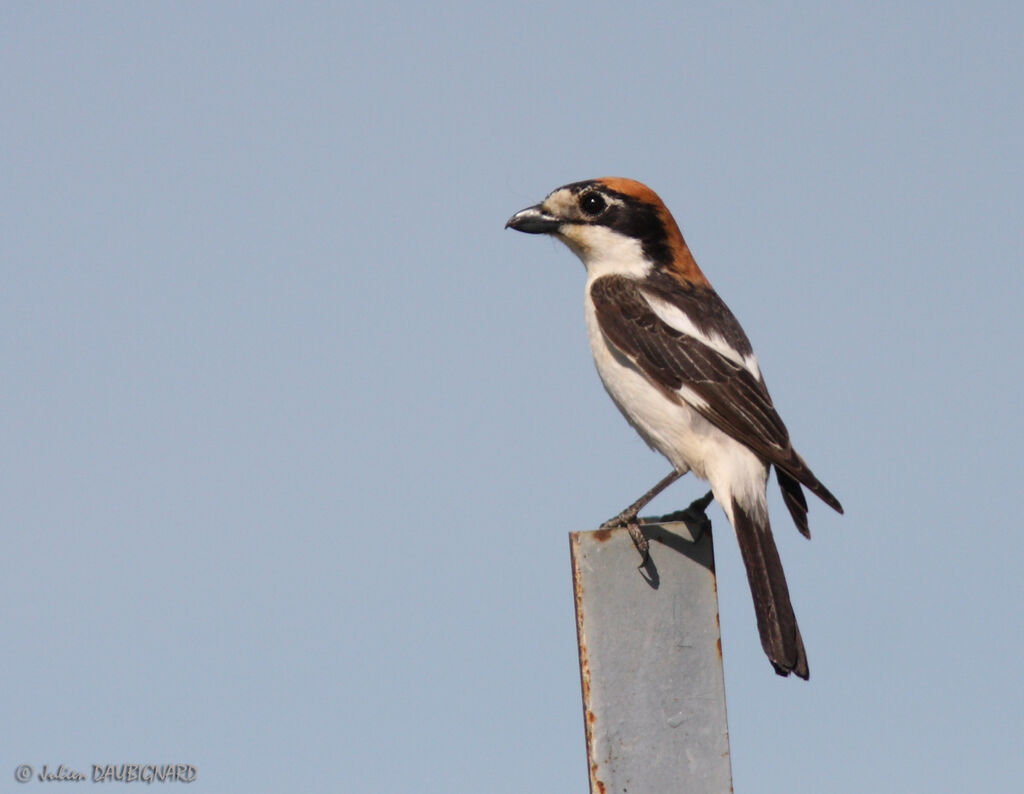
xmin=589 ymin=274 xmax=843 ymax=518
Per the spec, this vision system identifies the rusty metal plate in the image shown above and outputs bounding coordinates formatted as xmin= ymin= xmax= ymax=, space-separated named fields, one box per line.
xmin=571 ymin=519 xmax=732 ymax=793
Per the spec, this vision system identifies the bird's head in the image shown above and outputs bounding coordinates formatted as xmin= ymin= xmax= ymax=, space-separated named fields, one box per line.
xmin=505 ymin=177 xmax=708 ymax=286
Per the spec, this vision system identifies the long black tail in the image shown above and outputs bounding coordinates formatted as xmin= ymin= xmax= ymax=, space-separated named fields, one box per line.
xmin=731 ymin=498 xmax=809 ymax=679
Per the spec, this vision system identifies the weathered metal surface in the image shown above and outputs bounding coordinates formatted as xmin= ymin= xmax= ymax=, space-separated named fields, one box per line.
xmin=571 ymin=511 xmax=732 ymax=794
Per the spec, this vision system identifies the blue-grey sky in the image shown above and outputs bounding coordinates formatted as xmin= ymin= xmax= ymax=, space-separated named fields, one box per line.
xmin=3 ymin=3 xmax=1021 ymax=792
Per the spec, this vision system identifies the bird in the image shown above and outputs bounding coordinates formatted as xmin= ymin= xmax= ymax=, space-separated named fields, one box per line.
xmin=505 ymin=177 xmax=843 ymax=679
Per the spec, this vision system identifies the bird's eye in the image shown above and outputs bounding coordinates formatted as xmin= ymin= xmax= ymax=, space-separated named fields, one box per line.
xmin=579 ymin=192 xmax=607 ymax=217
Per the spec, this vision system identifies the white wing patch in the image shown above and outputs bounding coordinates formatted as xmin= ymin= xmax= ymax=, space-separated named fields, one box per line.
xmin=675 ymin=383 xmax=710 ymax=412
xmin=642 ymin=291 xmax=762 ymax=380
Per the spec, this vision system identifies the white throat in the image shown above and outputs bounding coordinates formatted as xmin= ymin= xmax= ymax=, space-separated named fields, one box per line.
xmin=557 ymin=225 xmax=653 ymax=281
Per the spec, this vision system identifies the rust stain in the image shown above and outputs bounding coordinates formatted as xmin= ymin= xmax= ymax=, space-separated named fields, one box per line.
xmin=716 ymin=637 xmax=722 ymax=659
xmin=591 ymin=527 xmax=613 ymax=543
xmin=571 ymin=533 xmax=600 ymax=794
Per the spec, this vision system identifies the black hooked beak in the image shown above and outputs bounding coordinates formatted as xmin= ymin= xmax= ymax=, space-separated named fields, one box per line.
xmin=505 ymin=204 xmax=562 ymax=234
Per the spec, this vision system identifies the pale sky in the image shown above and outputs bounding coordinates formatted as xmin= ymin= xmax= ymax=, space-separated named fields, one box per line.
xmin=2 ymin=3 xmax=1022 ymax=792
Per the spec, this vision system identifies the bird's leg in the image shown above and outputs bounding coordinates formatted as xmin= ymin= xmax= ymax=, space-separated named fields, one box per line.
xmin=601 ymin=469 xmax=684 ymax=528
xmin=600 ymin=469 xmax=684 ymax=564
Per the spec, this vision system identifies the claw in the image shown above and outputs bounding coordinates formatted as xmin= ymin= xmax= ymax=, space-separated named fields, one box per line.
xmin=600 ymin=508 xmax=638 ymax=531
xmin=627 ymin=522 xmax=651 ymax=567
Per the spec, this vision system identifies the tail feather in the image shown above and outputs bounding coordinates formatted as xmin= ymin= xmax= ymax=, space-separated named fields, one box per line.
xmin=776 ymin=467 xmax=810 ymax=539
xmin=782 ymin=448 xmax=843 ymax=515
xmin=730 ymin=498 xmax=809 ymax=679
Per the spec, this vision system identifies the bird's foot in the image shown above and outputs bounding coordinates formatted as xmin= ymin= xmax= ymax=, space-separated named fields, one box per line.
xmin=599 ymin=469 xmax=685 ymax=568
xmin=626 ymin=522 xmax=651 ymax=568
xmin=600 ymin=511 xmax=650 ymax=567
xmin=599 ymin=506 xmax=640 ymax=531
